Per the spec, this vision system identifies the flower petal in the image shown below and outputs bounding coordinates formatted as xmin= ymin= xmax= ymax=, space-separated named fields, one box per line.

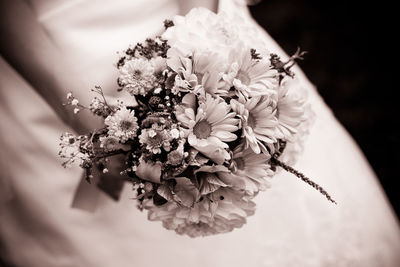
xmin=136 ymin=160 xmax=162 ymax=184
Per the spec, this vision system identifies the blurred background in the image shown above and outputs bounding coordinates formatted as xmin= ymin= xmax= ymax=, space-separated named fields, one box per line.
xmin=249 ymin=0 xmax=399 ymax=218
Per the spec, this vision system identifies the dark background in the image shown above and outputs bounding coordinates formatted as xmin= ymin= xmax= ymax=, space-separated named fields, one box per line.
xmin=249 ymin=0 xmax=399 ymax=219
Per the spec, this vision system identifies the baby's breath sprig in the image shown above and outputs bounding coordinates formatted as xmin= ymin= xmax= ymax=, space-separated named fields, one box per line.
xmin=89 ymin=86 xmax=114 ymax=117
xmin=65 ymin=92 xmax=89 ymax=114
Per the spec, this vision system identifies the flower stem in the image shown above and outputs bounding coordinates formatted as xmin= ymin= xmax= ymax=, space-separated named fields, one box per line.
xmin=271 ymin=157 xmax=337 ymax=204
xmin=94 ymin=149 xmax=131 ymax=160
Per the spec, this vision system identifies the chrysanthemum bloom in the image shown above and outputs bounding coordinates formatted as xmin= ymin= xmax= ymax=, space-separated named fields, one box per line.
xmin=231 ymin=96 xmax=279 ymax=155
xmin=175 ymin=93 xmax=239 ymax=164
xmin=144 ymin=187 xmax=256 ymax=237
xmin=104 ymin=106 xmax=138 ymax=142
xmin=163 ymin=8 xmax=266 ymax=59
xmin=275 ymin=78 xmax=307 ymax=140
xmin=119 ymin=57 xmax=157 ymax=96
xmin=221 ymin=146 xmax=273 ymax=196
xmin=162 ymin=8 xmax=240 ymax=56
xmin=139 ymin=124 xmax=173 ymax=154
xmin=223 ymin=46 xmax=278 ymax=100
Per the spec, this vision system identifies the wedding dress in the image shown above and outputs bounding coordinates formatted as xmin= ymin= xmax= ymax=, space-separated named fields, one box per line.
xmin=1 ymin=0 xmax=400 ymax=266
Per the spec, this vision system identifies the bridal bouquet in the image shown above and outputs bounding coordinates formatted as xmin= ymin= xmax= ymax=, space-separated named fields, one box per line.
xmin=59 ymin=8 xmax=334 ymax=237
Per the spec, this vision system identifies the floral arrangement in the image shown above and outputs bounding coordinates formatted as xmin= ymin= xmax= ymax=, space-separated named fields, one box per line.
xmin=59 ymin=8 xmax=335 ymax=237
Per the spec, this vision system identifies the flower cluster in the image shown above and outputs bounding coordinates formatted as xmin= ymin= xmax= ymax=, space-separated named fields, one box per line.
xmin=59 ymin=8 xmax=333 ymax=238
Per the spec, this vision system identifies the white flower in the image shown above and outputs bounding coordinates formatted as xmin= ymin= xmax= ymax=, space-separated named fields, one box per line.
xmin=170 ymin=128 xmax=180 ymax=139
xmin=58 ymin=133 xmax=89 ymax=167
xmin=144 ymin=187 xmax=256 ymax=237
xmin=231 ymin=96 xmax=279 ymax=154
xmin=276 ymin=78 xmax=315 ymax=165
xmin=275 ymin=78 xmax=307 ymax=140
xmin=105 ymin=106 xmax=138 ymax=142
xmin=225 ymin=146 xmax=273 ymax=196
xmin=119 ymin=58 xmax=157 ymax=96
xmin=89 ymin=97 xmax=111 ymax=117
xmin=71 ymin=99 xmax=79 ymax=106
xmin=223 ymin=46 xmax=278 ymax=99
xmin=162 ymin=8 xmax=241 ymax=56
xmin=150 ymin=56 xmax=167 ymax=76
xmin=175 ymin=93 xmax=239 ymax=164
xmin=164 ymin=8 xmax=279 ymax=99
xmin=163 ymin=8 xmax=238 ymax=97
xmin=167 ymin=48 xmax=225 ymax=96
xmin=163 ymin=8 xmax=272 ymax=63
xmin=90 ymin=97 xmax=102 ymax=110
xmin=139 ymin=124 xmax=173 ymax=154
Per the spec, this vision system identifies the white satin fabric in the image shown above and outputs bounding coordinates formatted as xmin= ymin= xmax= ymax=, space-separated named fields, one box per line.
xmin=1 ymin=1 xmax=400 ymax=266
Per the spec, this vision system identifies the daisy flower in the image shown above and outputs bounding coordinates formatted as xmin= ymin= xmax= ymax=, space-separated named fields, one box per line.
xmin=175 ymin=93 xmax=239 ymax=164
xmin=223 ymin=47 xmax=278 ymax=100
xmin=104 ymin=106 xmax=138 ymax=142
xmin=139 ymin=123 xmax=173 ymax=154
xmin=275 ymin=78 xmax=307 ymax=140
xmin=231 ymin=96 xmax=279 ymax=155
xmin=222 ymin=146 xmax=273 ymax=196
xmin=167 ymin=48 xmax=225 ymax=96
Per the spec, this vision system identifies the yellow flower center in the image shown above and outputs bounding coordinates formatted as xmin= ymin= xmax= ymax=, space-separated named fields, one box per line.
xmin=193 ymin=120 xmax=212 ymax=139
